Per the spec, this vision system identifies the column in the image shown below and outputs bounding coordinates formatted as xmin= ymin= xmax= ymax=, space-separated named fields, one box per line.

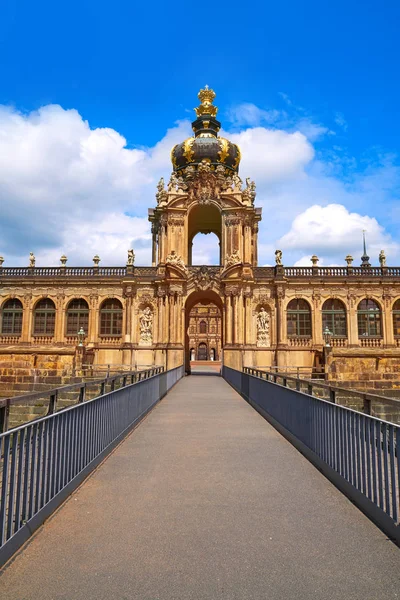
xmin=21 ymin=301 xmax=33 ymax=343
xmin=384 ymin=299 xmax=395 ymax=346
xmin=225 ymin=295 xmax=232 ymax=344
xmin=151 ymin=225 xmax=157 ymax=267
xmin=348 ymin=306 xmax=359 ymax=347
xmin=313 ymin=302 xmax=323 ymax=346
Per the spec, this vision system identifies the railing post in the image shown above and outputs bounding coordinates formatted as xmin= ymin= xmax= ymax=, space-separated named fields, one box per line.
xmin=100 ymin=381 xmax=106 ymax=395
xmin=79 ymin=384 xmax=86 ymax=403
xmin=363 ymin=394 xmax=372 ymax=415
xmin=122 ymin=376 xmax=127 ymax=387
xmin=283 ymin=377 xmax=287 ymax=387
xmin=110 ymin=378 xmax=115 ymax=392
xmin=48 ymin=390 xmax=58 ymax=414
xmin=296 ymin=379 xmax=301 ymax=391
xmin=307 ymin=382 xmax=313 ymax=396
xmin=0 ymin=400 xmax=10 ymax=433
xmin=329 ymin=388 xmax=336 ymax=404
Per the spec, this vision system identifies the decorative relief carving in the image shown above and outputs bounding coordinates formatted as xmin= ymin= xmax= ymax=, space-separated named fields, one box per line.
xmin=225 ymin=249 xmax=241 ymax=268
xmin=166 ymin=250 xmax=187 ymax=272
xmin=192 ymin=266 xmax=217 ymax=292
xmin=139 ymin=307 xmax=153 ymax=345
xmin=256 ymin=307 xmax=270 ymax=347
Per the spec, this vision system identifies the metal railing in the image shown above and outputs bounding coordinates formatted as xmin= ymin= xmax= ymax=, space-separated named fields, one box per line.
xmin=224 ymin=366 xmax=400 ymax=544
xmin=243 ymin=367 xmax=400 ymax=423
xmin=0 ymin=364 xmax=183 ymax=566
xmin=0 ymin=367 xmax=164 ymax=433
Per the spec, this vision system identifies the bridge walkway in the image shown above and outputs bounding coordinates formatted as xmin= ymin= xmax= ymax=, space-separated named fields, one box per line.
xmin=1 ymin=375 xmax=400 ymax=599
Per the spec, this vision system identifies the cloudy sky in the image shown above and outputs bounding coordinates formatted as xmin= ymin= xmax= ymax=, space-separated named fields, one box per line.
xmin=0 ymin=0 xmax=399 ymax=268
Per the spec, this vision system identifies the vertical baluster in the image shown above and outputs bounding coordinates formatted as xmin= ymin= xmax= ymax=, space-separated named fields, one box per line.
xmin=372 ymin=420 xmax=378 ymax=505
xmin=360 ymin=415 xmax=367 ymax=495
xmin=34 ymin=421 xmax=44 ymax=514
xmin=389 ymin=425 xmax=397 ymax=522
xmin=14 ymin=429 xmax=26 ymax=534
xmin=0 ymin=434 xmax=11 ymax=545
xmin=40 ymin=421 xmax=50 ymax=510
xmin=28 ymin=424 xmax=38 ymax=520
xmin=21 ymin=427 xmax=32 ymax=524
xmin=377 ymin=422 xmax=384 ymax=510
xmin=382 ymin=424 xmax=390 ymax=516
xmin=365 ymin=418 xmax=372 ymax=500
xmin=6 ymin=431 xmax=19 ymax=540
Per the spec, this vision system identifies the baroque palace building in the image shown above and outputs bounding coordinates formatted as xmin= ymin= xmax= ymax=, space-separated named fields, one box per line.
xmin=1 ymin=86 xmax=400 ymax=386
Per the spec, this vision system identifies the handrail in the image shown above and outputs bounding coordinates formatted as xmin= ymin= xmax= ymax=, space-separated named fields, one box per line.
xmin=243 ymin=367 xmax=400 ymax=414
xmin=0 ymin=366 xmax=164 ymax=432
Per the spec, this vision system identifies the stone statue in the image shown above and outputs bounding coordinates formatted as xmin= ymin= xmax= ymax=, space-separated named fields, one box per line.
xmin=379 ymin=250 xmax=387 ymax=267
xmin=157 ymin=177 xmax=165 ymax=193
xmin=275 ymin=249 xmax=283 ymax=266
xmin=225 ymin=249 xmax=241 ymax=267
xmin=127 ymin=248 xmax=135 ymax=266
xmin=257 ymin=307 xmax=270 ymax=347
xmin=168 ymin=173 xmax=178 ymax=192
xmin=311 ymin=255 xmax=319 ymax=266
xmin=29 ymin=252 xmax=35 ymax=268
xmin=166 ymin=250 xmax=186 ymax=271
xmin=139 ymin=307 xmax=153 ymax=344
xmin=232 ymin=173 xmax=242 ymax=191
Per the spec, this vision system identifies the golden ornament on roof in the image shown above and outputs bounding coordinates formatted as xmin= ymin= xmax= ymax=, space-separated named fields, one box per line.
xmin=195 ymin=85 xmax=218 ymax=118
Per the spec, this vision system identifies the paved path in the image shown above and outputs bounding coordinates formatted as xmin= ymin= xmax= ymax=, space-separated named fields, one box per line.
xmin=1 ymin=376 xmax=400 ymax=599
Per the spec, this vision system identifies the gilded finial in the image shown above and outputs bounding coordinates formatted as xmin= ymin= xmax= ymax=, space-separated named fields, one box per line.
xmin=195 ymin=85 xmax=218 ymax=118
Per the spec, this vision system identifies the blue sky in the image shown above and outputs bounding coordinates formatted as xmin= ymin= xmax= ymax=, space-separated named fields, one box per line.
xmin=0 ymin=0 xmax=399 ymax=266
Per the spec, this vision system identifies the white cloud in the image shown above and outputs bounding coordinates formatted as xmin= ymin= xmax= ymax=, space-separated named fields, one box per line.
xmin=0 ymin=105 xmax=191 ymax=265
xmin=0 ymin=101 xmax=399 ymax=270
xmin=228 ymin=127 xmax=314 ymax=183
xmin=279 ymin=204 xmax=399 ymax=265
xmin=227 ymin=103 xmax=282 ymax=127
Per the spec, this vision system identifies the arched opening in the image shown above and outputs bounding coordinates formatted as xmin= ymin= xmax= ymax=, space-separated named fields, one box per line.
xmin=100 ymin=299 xmax=123 ymax=337
xmin=66 ymin=298 xmax=89 ymax=335
xmin=198 ymin=342 xmax=208 ymax=360
xmin=34 ymin=299 xmax=56 ymax=336
xmin=322 ymin=299 xmax=347 ymax=338
xmin=287 ymin=299 xmax=312 ymax=338
xmin=191 ymin=232 xmax=221 ymax=266
xmin=1 ymin=299 xmax=23 ymax=335
xmin=184 ymin=290 xmax=223 ymax=374
xmin=188 ymin=204 xmax=221 ymax=266
xmin=357 ymin=298 xmax=382 ymax=338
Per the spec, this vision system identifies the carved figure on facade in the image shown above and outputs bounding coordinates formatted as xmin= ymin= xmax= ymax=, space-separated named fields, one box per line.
xmin=256 ymin=307 xmax=270 ymax=347
xmin=127 ymin=249 xmax=135 ymax=266
xmin=232 ymin=173 xmax=242 ymax=192
xmin=139 ymin=307 xmax=153 ymax=344
xmin=166 ymin=250 xmax=187 ymax=272
xmin=225 ymin=249 xmax=241 ymax=267
xmin=242 ymin=178 xmax=256 ymax=205
xmin=379 ymin=250 xmax=387 ymax=267
xmin=29 ymin=252 xmax=35 ymax=268
xmin=156 ymin=177 xmax=168 ymax=205
xmin=275 ymin=249 xmax=283 ymax=266
xmin=345 ymin=255 xmax=353 ymax=266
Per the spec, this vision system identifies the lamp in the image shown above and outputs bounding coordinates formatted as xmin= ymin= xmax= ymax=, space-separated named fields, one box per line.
xmin=77 ymin=327 xmax=86 ymax=347
xmin=323 ymin=326 xmax=332 ymax=347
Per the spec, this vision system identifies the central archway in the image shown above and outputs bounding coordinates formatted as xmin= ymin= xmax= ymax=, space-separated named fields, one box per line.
xmin=184 ymin=289 xmax=224 ymax=374
xmin=187 ymin=204 xmax=222 ymax=266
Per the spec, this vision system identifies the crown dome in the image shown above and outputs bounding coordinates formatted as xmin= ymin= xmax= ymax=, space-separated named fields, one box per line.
xmin=171 ymin=86 xmax=241 ymax=175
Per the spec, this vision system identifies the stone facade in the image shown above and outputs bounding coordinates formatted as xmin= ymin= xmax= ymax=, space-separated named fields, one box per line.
xmin=188 ymin=303 xmax=222 ymax=361
xmin=1 ymin=87 xmax=400 ymax=387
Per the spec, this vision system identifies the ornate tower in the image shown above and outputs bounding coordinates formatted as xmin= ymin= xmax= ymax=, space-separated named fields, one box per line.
xmin=148 ymin=86 xmax=262 ymax=273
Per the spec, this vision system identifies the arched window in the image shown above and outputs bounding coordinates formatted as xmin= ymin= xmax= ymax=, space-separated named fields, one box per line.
xmin=34 ymin=299 xmax=56 ymax=335
xmin=322 ymin=299 xmax=347 ymax=337
xmin=393 ymin=299 xmax=400 ymax=338
xmin=2 ymin=299 xmax=23 ymax=335
xmin=199 ymin=320 xmax=207 ymax=334
xmin=357 ymin=299 xmax=382 ymax=337
xmin=287 ymin=299 xmax=312 ymax=337
xmin=100 ymin=299 xmax=123 ymax=336
xmin=66 ymin=299 xmax=89 ymax=335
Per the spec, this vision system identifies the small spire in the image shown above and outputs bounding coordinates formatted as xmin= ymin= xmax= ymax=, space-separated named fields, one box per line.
xmin=361 ymin=230 xmax=371 ymax=268
xmin=195 ymin=85 xmax=218 ymax=118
